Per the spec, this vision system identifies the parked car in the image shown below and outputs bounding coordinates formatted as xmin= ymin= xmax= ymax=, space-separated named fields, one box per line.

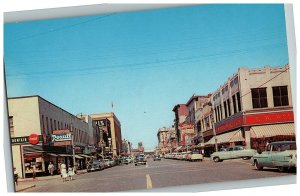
xmin=87 ymin=160 xmax=101 ymax=172
xmin=134 ymin=154 xmax=147 ymax=166
xmin=210 ymin=146 xmax=257 ymax=162
xmin=189 ymin=151 xmax=203 ymax=162
xmin=153 ymin=154 xmax=161 ymax=161
xmin=252 ymin=141 xmax=296 ymax=172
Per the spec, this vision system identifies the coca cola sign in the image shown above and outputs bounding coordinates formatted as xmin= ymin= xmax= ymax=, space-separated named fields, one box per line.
xmin=28 ymin=134 xmax=39 ymax=145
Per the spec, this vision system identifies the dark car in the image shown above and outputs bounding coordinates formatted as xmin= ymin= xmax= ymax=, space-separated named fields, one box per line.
xmin=153 ymin=154 xmax=161 ymax=161
xmin=87 ymin=160 xmax=101 ymax=172
xmin=134 ymin=154 xmax=147 ymax=166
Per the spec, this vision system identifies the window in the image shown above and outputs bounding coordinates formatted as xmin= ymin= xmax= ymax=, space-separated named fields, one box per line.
xmin=41 ymin=115 xmax=45 ymax=134
xmin=9 ymin=116 xmax=14 ymax=137
xmin=236 ymin=92 xmax=241 ymax=111
xmin=227 ymin=99 xmax=231 ymax=116
xmin=272 ymin=86 xmax=289 ymax=107
xmin=219 ymin=105 xmax=223 ymax=120
xmin=46 ymin=117 xmax=49 ymax=133
xmin=223 ymin=101 xmax=228 ymax=118
xmin=54 ymin=120 xmax=57 ymax=130
xmin=232 ymin=95 xmax=237 ymax=114
xmin=50 ymin=119 xmax=53 ymax=132
xmin=251 ymin=88 xmax=268 ymax=108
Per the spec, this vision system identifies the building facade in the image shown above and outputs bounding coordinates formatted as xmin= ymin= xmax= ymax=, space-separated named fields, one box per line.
xmin=172 ymin=104 xmax=189 ymax=145
xmin=89 ymin=113 xmax=122 ymax=157
xmin=8 ymin=96 xmax=93 ymax=178
xmin=204 ymin=65 xmax=295 ymax=151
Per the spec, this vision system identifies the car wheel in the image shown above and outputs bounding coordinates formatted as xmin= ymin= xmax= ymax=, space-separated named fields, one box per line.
xmin=213 ymin=157 xmax=220 ymax=162
xmin=254 ymin=160 xmax=263 ymax=170
xmin=278 ymin=166 xmax=285 ymax=173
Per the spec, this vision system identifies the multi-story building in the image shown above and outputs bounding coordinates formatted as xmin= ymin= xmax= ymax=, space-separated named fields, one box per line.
xmin=8 ymin=96 xmax=93 ymax=178
xmin=204 ymin=65 xmax=295 ymax=151
xmin=172 ymin=104 xmax=189 ymax=145
xmin=89 ymin=113 xmax=122 ymax=157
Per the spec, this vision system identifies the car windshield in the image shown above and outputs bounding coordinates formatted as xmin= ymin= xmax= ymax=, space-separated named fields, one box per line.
xmin=273 ymin=143 xmax=297 ymax=151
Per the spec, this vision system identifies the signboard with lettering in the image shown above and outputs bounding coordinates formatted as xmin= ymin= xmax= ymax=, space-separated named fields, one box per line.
xmin=245 ymin=111 xmax=294 ymax=125
xmin=51 ymin=130 xmax=72 ymax=146
xmin=11 ymin=135 xmax=43 ymax=145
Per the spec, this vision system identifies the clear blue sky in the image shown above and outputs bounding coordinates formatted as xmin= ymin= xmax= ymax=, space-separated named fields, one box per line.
xmin=4 ymin=4 xmax=289 ymax=150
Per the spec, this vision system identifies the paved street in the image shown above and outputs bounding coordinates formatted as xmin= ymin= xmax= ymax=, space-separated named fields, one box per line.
xmin=19 ymin=158 xmax=295 ymax=192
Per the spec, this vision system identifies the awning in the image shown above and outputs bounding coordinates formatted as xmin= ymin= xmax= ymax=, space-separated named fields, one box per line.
xmin=75 ymin=155 xmax=84 ymax=159
xmin=250 ymin=123 xmax=295 ymax=138
xmin=205 ymin=129 xmax=244 ymax=146
xmin=79 ymin=154 xmax=91 ymax=158
xmin=57 ymin=154 xmax=72 ymax=157
xmin=174 ymin=146 xmax=183 ymax=152
xmin=47 ymin=153 xmax=58 ymax=157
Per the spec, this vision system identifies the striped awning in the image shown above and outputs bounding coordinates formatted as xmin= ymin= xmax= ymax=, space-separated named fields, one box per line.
xmin=250 ymin=123 xmax=295 ymax=138
xmin=205 ymin=129 xmax=244 ymax=146
xmin=75 ymin=155 xmax=84 ymax=159
xmin=174 ymin=146 xmax=183 ymax=152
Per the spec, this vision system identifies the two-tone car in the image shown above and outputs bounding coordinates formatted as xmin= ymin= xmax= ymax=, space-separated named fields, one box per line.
xmin=252 ymin=141 xmax=296 ymax=172
xmin=210 ymin=146 xmax=257 ymax=162
xmin=134 ymin=154 xmax=147 ymax=166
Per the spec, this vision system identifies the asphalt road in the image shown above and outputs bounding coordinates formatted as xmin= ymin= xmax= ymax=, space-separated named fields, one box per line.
xmin=23 ymin=158 xmax=295 ymax=192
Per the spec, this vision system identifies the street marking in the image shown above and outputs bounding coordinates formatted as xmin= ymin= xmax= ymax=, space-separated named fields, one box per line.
xmin=146 ymin=174 xmax=152 ymax=189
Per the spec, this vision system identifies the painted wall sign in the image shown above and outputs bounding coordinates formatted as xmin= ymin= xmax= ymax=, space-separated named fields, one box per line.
xmin=245 ymin=111 xmax=294 ymax=125
xmin=28 ymin=134 xmax=39 ymax=145
xmin=11 ymin=135 xmax=43 ymax=145
xmin=215 ymin=116 xmax=244 ymax=134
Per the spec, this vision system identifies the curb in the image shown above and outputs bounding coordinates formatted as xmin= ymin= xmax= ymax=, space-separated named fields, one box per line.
xmin=16 ymin=185 xmax=36 ymax=192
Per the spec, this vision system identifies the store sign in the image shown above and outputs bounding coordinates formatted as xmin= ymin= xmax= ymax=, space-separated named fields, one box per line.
xmin=29 ymin=134 xmax=39 ymax=145
xmin=245 ymin=111 xmax=294 ymax=125
xmin=11 ymin=135 xmax=43 ymax=145
xmin=215 ymin=115 xmax=244 ymax=134
xmin=51 ymin=130 xmax=72 ymax=146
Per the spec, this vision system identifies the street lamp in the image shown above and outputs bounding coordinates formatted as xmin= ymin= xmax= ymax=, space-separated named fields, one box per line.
xmin=208 ymin=102 xmax=218 ymax=152
xmin=70 ymin=123 xmax=76 ymax=172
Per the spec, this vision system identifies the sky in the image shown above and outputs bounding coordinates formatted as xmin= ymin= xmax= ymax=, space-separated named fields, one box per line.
xmin=4 ymin=4 xmax=289 ymax=150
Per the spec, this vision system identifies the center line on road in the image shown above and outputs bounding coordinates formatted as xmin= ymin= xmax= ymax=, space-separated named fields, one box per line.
xmin=146 ymin=174 xmax=153 ymax=189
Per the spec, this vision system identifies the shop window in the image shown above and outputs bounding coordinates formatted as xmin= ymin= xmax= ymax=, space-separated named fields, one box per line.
xmin=251 ymin=88 xmax=268 ymax=108
xmin=272 ymin=86 xmax=289 ymax=107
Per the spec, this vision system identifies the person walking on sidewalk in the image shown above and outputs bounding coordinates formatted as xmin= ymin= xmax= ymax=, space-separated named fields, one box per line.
xmin=13 ymin=167 xmax=18 ymax=186
xmin=68 ymin=165 xmax=75 ymax=181
xmin=32 ymin=165 xmax=36 ymax=179
xmin=60 ymin=162 xmax=68 ymax=182
xmin=48 ymin=162 xmax=55 ymax=176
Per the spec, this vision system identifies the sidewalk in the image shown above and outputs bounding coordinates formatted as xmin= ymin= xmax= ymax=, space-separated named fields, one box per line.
xmin=15 ymin=169 xmax=87 ymax=192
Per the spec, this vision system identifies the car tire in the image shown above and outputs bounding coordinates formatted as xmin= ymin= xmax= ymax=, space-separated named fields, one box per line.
xmin=254 ymin=160 xmax=263 ymax=170
xmin=213 ymin=157 xmax=220 ymax=162
xmin=278 ymin=166 xmax=285 ymax=173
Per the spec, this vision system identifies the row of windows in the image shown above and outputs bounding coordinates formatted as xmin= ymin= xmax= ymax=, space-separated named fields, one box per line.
xmin=41 ymin=115 xmax=89 ymax=144
xmin=214 ymin=92 xmax=242 ymax=123
xmin=251 ymin=86 xmax=289 ymax=108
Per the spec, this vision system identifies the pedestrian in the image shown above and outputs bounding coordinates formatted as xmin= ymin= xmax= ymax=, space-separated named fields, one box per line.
xmin=32 ymin=165 xmax=36 ymax=179
xmin=58 ymin=161 xmax=62 ymax=177
xmin=68 ymin=165 xmax=75 ymax=181
xmin=60 ymin=162 xmax=68 ymax=182
xmin=13 ymin=167 xmax=18 ymax=186
xmin=48 ymin=162 xmax=55 ymax=176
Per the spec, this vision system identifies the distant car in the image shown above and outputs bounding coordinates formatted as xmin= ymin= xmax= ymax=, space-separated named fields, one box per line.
xmin=153 ymin=154 xmax=161 ymax=161
xmin=252 ymin=141 xmax=297 ymax=172
xmin=134 ymin=154 xmax=147 ymax=166
xmin=210 ymin=146 xmax=257 ymax=162
xmin=87 ymin=160 xmax=101 ymax=172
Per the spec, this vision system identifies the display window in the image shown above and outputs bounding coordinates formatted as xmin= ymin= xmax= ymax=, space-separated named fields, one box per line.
xmin=24 ymin=153 xmax=44 ymax=173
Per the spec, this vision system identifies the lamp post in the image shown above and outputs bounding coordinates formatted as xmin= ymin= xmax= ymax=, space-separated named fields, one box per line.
xmin=70 ymin=123 xmax=76 ymax=172
xmin=208 ymin=102 xmax=218 ymax=152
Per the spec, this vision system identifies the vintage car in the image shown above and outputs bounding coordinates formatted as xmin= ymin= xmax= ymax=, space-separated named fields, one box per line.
xmin=134 ymin=154 xmax=147 ymax=166
xmin=189 ymin=151 xmax=203 ymax=162
xmin=252 ymin=141 xmax=296 ymax=172
xmin=210 ymin=146 xmax=257 ymax=162
xmin=87 ymin=160 xmax=102 ymax=172
xmin=153 ymin=154 xmax=161 ymax=161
